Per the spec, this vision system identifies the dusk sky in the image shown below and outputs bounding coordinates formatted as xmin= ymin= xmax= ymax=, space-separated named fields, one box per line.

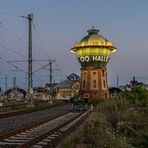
xmin=0 ymin=0 xmax=148 ymax=89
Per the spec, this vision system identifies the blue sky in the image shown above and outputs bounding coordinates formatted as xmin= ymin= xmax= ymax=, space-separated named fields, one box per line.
xmin=0 ymin=0 xmax=148 ymax=89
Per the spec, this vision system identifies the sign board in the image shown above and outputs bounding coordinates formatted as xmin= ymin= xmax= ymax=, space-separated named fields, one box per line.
xmin=84 ymin=93 xmax=90 ymax=99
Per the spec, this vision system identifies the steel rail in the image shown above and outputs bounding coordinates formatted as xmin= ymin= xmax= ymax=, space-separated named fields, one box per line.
xmin=18 ymin=111 xmax=85 ymax=148
xmin=0 ymin=102 xmax=67 ymax=119
xmin=0 ymin=111 xmax=71 ymax=140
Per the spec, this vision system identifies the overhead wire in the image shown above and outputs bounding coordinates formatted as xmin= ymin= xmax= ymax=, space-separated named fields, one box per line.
xmin=33 ymin=63 xmax=50 ymax=74
xmin=0 ymin=24 xmax=27 ymax=44
xmin=0 ymin=12 xmax=56 ymax=86
xmin=0 ymin=12 xmax=28 ymax=88
xmin=7 ymin=61 xmax=27 ymax=74
xmin=0 ymin=44 xmax=26 ymax=58
xmin=0 ymin=15 xmax=28 ymax=80
xmin=32 ymin=19 xmax=55 ymax=81
xmin=32 ymin=18 xmax=50 ymax=59
xmin=0 ymin=11 xmax=20 ymax=17
xmin=32 ymin=21 xmax=62 ymax=83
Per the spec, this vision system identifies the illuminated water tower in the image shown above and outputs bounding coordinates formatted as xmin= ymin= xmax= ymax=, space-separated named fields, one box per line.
xmin=70 ymin=28 xmax=117 ymax=99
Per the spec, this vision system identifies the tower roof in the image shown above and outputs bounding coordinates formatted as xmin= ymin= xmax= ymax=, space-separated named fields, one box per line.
xmin=80 ymin=28 xmax=108 ymax=45
xmin=71 ymin=27 xmax=116 ymax=50
xmin=70 ymin=28 xmax=117 ymax=60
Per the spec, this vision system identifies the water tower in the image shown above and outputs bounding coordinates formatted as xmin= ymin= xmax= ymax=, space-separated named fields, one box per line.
xmin=70 ymin=28 xmax=117 ymax=99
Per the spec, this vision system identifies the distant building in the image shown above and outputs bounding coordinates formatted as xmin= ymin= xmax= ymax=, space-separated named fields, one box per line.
xmin=119 ymin=76 xmax=144 ymax=91
xmin=55 ymin=73 xmax=80 ymax=99
xmin=29 ymin=83 xmax=58 ymax=100
xmin=4 ymin=87 xmax=26 ymax=100
xmin=33 ymin=87 xmax=49 ymax=100
xmin=130 ymin=76 xmax=143 ymax=87
xmin=109 ymin=87 xmax=122 ymax=97
xmin=45 ymin=83 xmax=58 ymax=97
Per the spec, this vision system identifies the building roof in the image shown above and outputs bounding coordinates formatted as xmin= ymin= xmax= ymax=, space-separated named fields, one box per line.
xmin=5 ymin=87 xmax=26 ymax=95
xmin=33 ymin=87 xmax=47 ymax=93
xmin=67 ymin=73 xmax=80 ymax=80
xmin=55 ymin=80 xmax=79 ymax=89
xmin=45 ymin=83 xmax=58 ymax=88
xmin=55 ymin=73 xmax=79 ymax=89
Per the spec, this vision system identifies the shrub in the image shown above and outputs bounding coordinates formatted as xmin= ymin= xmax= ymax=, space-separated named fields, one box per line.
xmin=118 ymin=86 xmax=148 ymax=106
xmin=88 ymin=98 xmax=101 ymax=106
xmin=61 ymin=112 xmax=131 ymax=148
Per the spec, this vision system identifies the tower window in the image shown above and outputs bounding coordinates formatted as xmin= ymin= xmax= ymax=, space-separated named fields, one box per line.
xmin=102 ymin=70 xmax=105 ymax=77
xmin=83 ymin=80 xmax=86 ymax=88
xmin=93 ymin=93 xmax=96 ymax=98
xmin=93 ymin=80 xmax=97 ymax=88
xmin=105 ymin=93 xmax=107 ymax=98
xmin=103 ymin=80 xmax=106 ymax=88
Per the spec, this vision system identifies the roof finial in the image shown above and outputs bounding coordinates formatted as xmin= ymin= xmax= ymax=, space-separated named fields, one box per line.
xmin=87 ymin=27 xmax=99 ymax=35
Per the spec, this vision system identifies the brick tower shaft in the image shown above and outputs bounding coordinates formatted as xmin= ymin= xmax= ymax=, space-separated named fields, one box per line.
xmin=80 ymin=67 xmax=109 ymax=99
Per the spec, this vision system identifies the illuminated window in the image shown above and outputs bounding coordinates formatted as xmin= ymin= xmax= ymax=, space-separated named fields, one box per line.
xmin=83 ymin=80 xmax=86 ymax=88
xmin=93 ymin=80 xmax=97 ymax=88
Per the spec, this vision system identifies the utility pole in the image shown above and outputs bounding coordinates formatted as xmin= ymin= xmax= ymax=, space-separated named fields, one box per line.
xmin=13 ymin=76 xmax=16 ymax=88
xmin=117 ymin=75 xmax=119 ymax=88
xmin=13 ymin=76 xmax=17 ymax=100
xmin=49 ymin=60 xmax=55 ymax=99
xmin=5 ymin=75 xmax=8 ymax=92
xmin=27 ymin=14 xmax=33 ymax=106
xmin=5 ymin=75 xmax=8 ymax=100
xmin=49 ymin=62 xmax=52 ymax=84
xmin=28 ymin=14 xmax=33 ymax=94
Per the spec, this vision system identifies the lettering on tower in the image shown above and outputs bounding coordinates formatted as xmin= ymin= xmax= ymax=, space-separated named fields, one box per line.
xmin=79 ymin=56 xmax=109 ymax=62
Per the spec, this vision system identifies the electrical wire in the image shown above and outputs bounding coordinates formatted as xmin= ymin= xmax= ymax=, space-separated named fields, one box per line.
xmin=0 ymin=12 xmax=58 ymax=87
xmin=0 ymin=11 xmax=20 ymax=17
xmin=32 ymin=63 xmax=50 ymax=74
xmin=7 ymin=61 xmax=27 ymax=74
xmin=32 ymin=20 xmax=50 ymax=59
xmin=0 ymin=24 xmax=27 ymax=44
xmin=0 ymin=44 xmax=26 ymax=58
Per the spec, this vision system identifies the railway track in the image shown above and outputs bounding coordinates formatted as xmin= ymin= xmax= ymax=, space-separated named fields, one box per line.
xmin=0 ymin=103 xmax=71 ymax=133
xmin=0 ymin=102 xmax=67 ymax=119
xmin=0 ymin=109 xmax=90 ymax=148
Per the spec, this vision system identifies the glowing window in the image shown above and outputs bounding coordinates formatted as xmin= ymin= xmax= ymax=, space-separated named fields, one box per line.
xmin=83 ymin=80 xmax=86 ymax=88
xmin=93 ymin=80 xmax=97 ymax=88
